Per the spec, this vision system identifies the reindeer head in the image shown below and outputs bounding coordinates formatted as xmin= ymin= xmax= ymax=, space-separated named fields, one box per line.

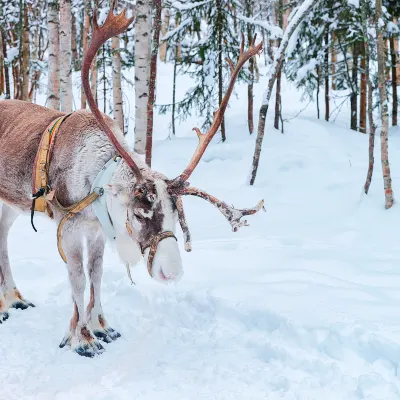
xmin=82 ymin=2 xmax=264 ymax=283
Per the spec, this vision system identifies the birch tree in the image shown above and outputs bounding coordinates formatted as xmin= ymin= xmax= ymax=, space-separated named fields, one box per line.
xmin=376 ymin=0 xmax=394 ymax=208
xmin=249 ymin=0 xmax=319 ymax=185
xmin=59 ymin=0 xmax=72 ymax=112
xmin=112 ymin=36 xmax=124 ymax=133
xmin=20 ymin=4 xmax=30 ymax=101
xmin=135 ymin=0 xmax=152 ymax=154
xmin=47 ymin=0 xmax=60 ymax=109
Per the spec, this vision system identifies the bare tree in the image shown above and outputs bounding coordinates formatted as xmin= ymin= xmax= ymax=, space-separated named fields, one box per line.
xmin=376 ymin=0 xmax=394 ymax=208
xmin=112 ymin=36 xmax=124 ymax=133
xmin=145 ymin=0 xmax=162 ymax=167
xmin=250 ymin=0 xmax=319 ymax=186
xmin=135 ymin=0 xmax=152 ymax=154
xmin=274 ymin=0 xmax=283 ymax=131
xmin=81 ymin=0 xmax=90 ymax=109
xmin=362 ymin=0 xmax=375 ymax=194
xmin=47 ymin=0 xmax=60 ymax=109
xmin=59 ymin=0 xmax=72 ymax=112
xmin=20 ymin=4 xmax=30 ymax=101
xmin=359 ymin=42 xmax=367 ymax=133
xmin=390 ymin=36 xmax=398 ymax=126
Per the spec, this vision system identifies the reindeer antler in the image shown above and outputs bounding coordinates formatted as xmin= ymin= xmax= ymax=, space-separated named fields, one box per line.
xmin=169 ymin=34 xmax=263 ymax=187
xmin=168 ymin=35 xmax=264 ymax=239
xmin=82 ymin=0 xmax=143 ymax=181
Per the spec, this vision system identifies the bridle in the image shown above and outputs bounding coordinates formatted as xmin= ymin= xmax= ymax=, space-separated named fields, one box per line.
xmin=125 ymin=214 xmax=177 ymax=278
xmin=140 ymin=231 xmax=177 ymax=278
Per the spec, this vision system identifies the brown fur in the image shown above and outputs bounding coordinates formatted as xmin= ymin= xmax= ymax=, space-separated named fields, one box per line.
xmin=0 ymin=100 xmax=118 ymax=211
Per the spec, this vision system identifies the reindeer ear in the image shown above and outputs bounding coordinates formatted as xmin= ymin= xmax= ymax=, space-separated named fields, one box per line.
xmin=104 ymin=184 xmax=124 ymax=196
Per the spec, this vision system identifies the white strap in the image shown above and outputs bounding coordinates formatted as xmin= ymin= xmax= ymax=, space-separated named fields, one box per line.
xmin=91 ymin=157 xmax=121 ymax=241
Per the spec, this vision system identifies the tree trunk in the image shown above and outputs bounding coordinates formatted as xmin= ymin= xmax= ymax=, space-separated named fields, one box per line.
xmin=274 ymin=0 xmax=283 ymax=131
xmin=90 ymin=55 xmax=97 ymax=105
xmin=350 ymin=42 xmax=359 ymax=131
xmin=71 ymin=11 xmax=78 ymax=71
xmin=112 ymin=36 xmax=124 ymax=134
xmin=246 ymin=0 xmax=254 ymax=134
xmin=376 ymin=0 xmax=394 ymax=208
xmin=81 ymin=0 xmax=90 ymax=109
xmin=159 ymin=7 xmax=169 ymax=62
xmin=359 ymin=43 xmax=367 ymax=133
xmin=135 ymin=0 xmax=152 ymax=154
xmin=361 ymin=0 xmax=375 ymax=194
xmin=324 ymin=25 xmax=329 ymax=121
xmin=172 ymin=46 xmax=178 ymax=136
xmin=217 ymin=0 xmax=226 ymax=141
xmin=316 ymin=66 xmax=320 ymax=119
xmin=390 ymin=36 xmax=398 ymax=126
xmin=19 ymin=3 xmax=30 ymax=101
xmin=145 ymin=0 xmax=162 ymax=167
xmin=47 ymin=0 xmax=60 ymax=110
xmin=250 ymin=0 xmax=318 ymax=186
xmin=59 ymin=0 xmax=72 ymax=112
xmin=0 ymin=8 xmax=10 ymax=99
xmin=331 ymin=31 xmax=336 ymax=90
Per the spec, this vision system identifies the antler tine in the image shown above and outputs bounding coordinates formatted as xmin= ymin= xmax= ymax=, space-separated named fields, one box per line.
xmin=175 ymin=197 xmax=192 ymax=252
xmin=82 ymin=4 xmax=143 ymax=180
xmin=181 ymin=186 xmax=265 ymax=232
xmin=169 ymin=37 xmax=263 ymax=188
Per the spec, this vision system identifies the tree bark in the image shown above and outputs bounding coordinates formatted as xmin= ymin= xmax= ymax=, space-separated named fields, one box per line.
xmin=350 ymin=42 xmax=359 ymax=131
xmin=0 ymin=6 xmax=9 ymax=99
xmin=249 ymin=0 xmax=318 ymax=186
xmin=145 ymin=0 xmax=162 ymax=167
xmin=112 ymin=36 xmax=124 ymax=134
xmin=324 ymin=25 xmax=329 ymax=121
xmin=135 ymin=0 xmax=152 ymax=154
xmin=376 ymin=0 xmax=394 ymax=208
xmin=59 ymin=0 xmax=72 ymax=112
xmin=47 ymin=0 xmax=60 ymax=109
xmin=361 ymin=0 xmax=375 ymax=194
xmin=71 ymin=11 xmax=78 ymax=71
xmin=316 ymin=66 xmax=320 ymax=119
xmin=246 ymin=0 xmax=254 ymax=134
xmin=331 ymin=31 xmax=336 ymax=90
xmin=390 ymin=36 xmax=398 ymax=126
xmin=359 ymin=43 xmax=367 ymax=133
xmin=81 ymin=0 xmax=90 ymax=109
xmin=274 ymin=0 xmax=283 ymax=131
xmin=217 ymin=0 xmax=226 ymax=141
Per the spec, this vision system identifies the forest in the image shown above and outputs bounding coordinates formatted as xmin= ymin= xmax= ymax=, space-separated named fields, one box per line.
xmin=2 ymin=0 xmax=400 ymax=398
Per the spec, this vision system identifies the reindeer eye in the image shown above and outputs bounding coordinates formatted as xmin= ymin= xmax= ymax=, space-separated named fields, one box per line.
xmin=134 ymin=212 xmax=145 ymax=221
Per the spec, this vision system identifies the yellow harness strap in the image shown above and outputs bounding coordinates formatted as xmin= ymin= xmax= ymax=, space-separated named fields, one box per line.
xmin=57 ymin=192 xmax=100 ymax=263
xmin=32 ymin=115 xmax=100 ymax=264
xmin=33 ymin=116 xmax=68 ymax=214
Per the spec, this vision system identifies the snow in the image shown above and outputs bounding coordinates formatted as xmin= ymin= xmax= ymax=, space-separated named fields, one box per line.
xmin=3 ymin=58 xmax=400 ymax=399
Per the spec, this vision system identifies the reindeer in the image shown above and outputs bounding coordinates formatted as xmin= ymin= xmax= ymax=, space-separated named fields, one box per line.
xmin=0 ymin=5 xmax=264 ymax=357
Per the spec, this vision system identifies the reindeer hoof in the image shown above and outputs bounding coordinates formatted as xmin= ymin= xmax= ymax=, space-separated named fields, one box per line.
xmin=94 ymin=326 xmax=121 ymax=343
xmin=0 ymin=311 xmax=9 ymax=323
xmin=12 ymin=299 xmax=35 ymax=310
xmin=75 ymin=340 xmax=105 ymax=358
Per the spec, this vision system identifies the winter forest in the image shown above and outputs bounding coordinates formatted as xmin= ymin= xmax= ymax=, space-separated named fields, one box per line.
xmin=2 ymin=0 xmax=400 ymax=398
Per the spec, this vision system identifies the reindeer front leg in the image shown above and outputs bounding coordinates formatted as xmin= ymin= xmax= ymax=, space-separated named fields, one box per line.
xmin=86 ymin=233 xmax=120 ymax=343
xmin=59 ymin=230 xmax=104 ymax=357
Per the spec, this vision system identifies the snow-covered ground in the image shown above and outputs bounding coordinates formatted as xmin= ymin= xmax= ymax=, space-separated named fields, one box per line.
xmin=2 ymin=62 xmax=400 ymax=399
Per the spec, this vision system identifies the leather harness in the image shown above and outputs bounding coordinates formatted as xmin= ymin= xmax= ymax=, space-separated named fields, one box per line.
xmin=31 ymin=116 xmax=176 ymax=278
